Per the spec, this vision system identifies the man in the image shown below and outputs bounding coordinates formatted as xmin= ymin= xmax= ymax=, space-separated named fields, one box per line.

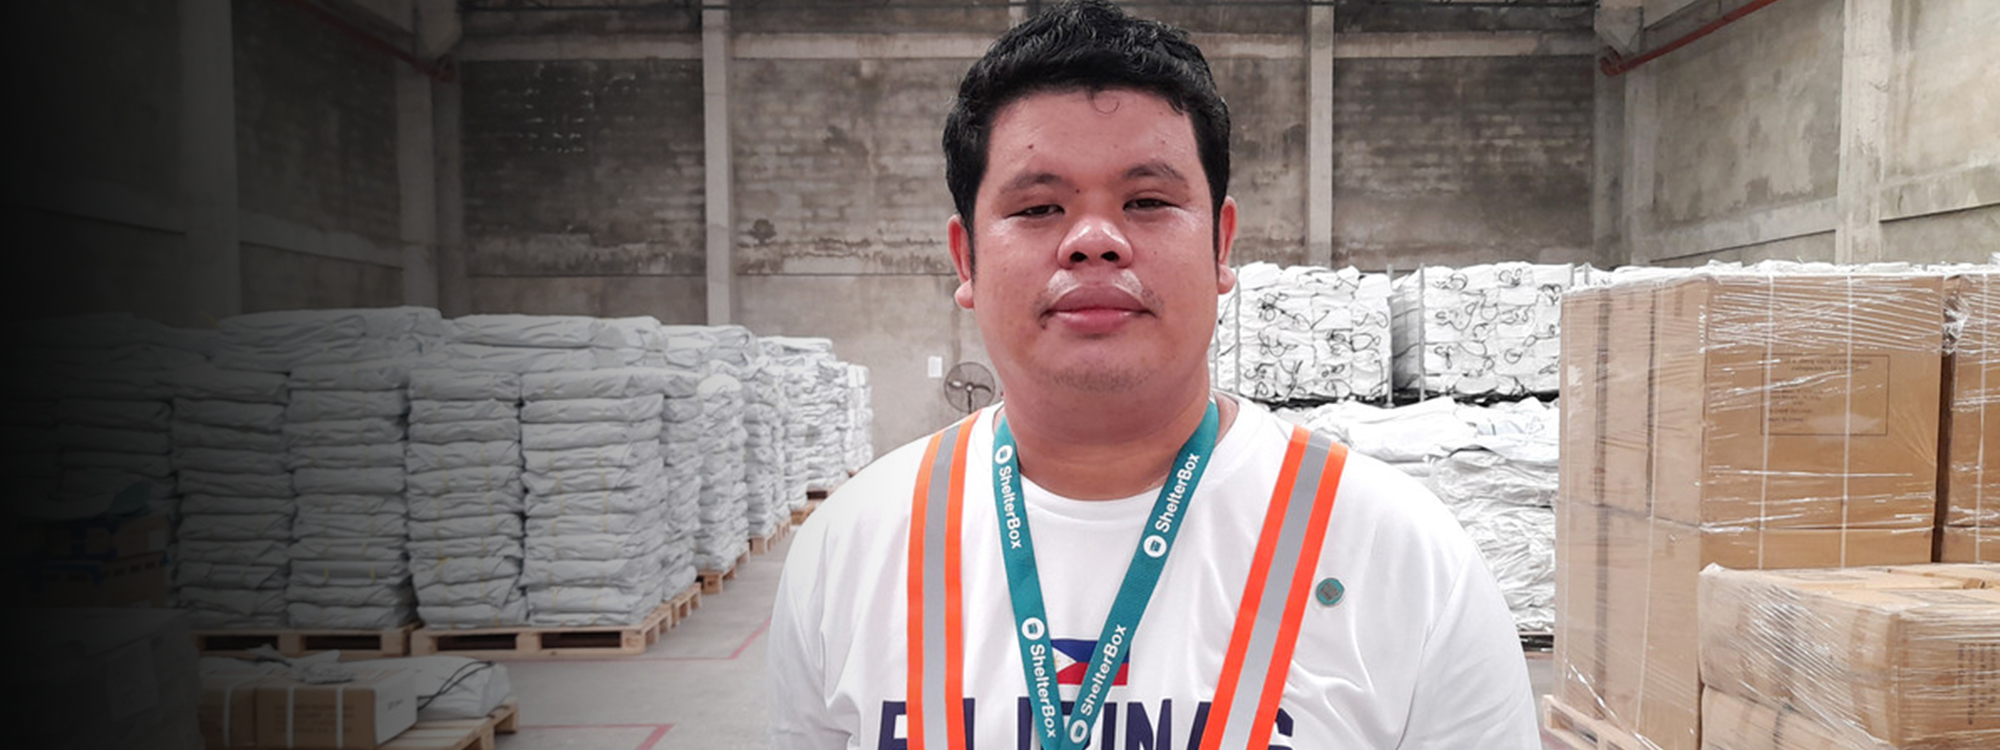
xmin=769 ymin=2 xmax=1540 ymax=747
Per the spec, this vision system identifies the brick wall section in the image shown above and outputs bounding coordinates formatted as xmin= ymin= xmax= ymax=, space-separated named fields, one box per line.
xmin=1331 ymin=55 xmax=1595 ymax=268
xmin=234 ymin=0 xmax=401 ymax=244
xmin=7 ymin=0 xmax=180 ymax=203
xmin=731 ymin=58 xmax=969 ymax=276
xmin=461 ymin=59 xmax=707 ymax=276
xmin=736 ymin=0 xmax=1010 ymax=34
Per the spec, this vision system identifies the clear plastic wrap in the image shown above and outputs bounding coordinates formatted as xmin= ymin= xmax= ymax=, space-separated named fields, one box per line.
xmin=1943 ymin=269 xmax=1998 ymax=562
xmin=1553 ymin=265 xmax=1951 ymax=750
xmin=1697 ymin=564 xmax=2000 ymax=749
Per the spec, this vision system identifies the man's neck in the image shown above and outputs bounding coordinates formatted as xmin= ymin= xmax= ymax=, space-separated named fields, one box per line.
xmin=999 ymin=385 xmax=1239 ymax=501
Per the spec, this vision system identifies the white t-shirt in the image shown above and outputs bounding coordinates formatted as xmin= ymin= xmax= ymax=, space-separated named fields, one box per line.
xmin=769 ymin=400 xmax=1539 ymax=749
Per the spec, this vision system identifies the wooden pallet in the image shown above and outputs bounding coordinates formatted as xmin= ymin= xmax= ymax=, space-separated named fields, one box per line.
xmin=1520 ymin=630 xmax=1554 ymax=652
xmin=1541 ymin=695 xmax=1650 ymax=750
xmin=382 ymin=698 xmax=519 ymax=750
xmin=750 ymin=522 xmax=791 ymax=554
xmin=193 ymin=624 xmax=416 ymax=660
xmin=409 ymin=601 xmax=677 ymax=658
xmin=790 ymin=498 xmax=823 ymax=526
xmin=664 ymin=583 xmax=701 ymax=628
xmin=697 ymin=552 xmax=748 ymax=595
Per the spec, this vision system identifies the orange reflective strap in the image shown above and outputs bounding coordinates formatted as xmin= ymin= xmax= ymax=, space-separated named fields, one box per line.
xmin=906 ymin=414 xmax=977 ymax=750
xmin=1204 ymin=427 xmax=1348 ymax=750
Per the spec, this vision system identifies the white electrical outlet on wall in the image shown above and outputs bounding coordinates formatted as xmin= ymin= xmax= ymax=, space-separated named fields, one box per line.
xmin=928 ymin=356 xmax=944 ymax=378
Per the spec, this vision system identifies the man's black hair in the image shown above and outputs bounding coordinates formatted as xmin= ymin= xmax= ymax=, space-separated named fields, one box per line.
xmin=943 ymin=0 xmax=1231 ymax=249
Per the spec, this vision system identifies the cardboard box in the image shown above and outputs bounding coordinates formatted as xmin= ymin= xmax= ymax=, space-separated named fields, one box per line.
xmin=7 ymin=513 xmax=170 ymax=560
xmin=200 ymin=671 xmax=282 ymax=749
xmin=254 ymin=669 xmax=417 ymax=750
xmin=1648 ymin=273 xmax=1945 ymax=529
xmin=1943 ymin=272 xmax=1999 ymax=530
xmin=1940 ymin=525 xmax=2000 ymax=563
xmin=1561 ymin=508 xmax=1933 ymax=750
xmin=1888 ymin=561 xmax=2000 ymax=588
xmin=25 ymin=552 xmax=169 ymax=607
xmin=1699 ymin=688 xmax=1895 ymax=750
xmin=1700 ymin=566 xmax=2000 ymax=748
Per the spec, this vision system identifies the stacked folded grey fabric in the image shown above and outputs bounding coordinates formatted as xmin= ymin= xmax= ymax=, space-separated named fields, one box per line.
xmin=23 ymin=314 xmax=215 ymax=516
xmin=519 ymin=366 xmax=672 ymax=626
xmin=652 ymin=333 xmax=707 ymax=598
xmin=803 ymin=350 xmax=850 ymax=491
xmin=692 ymin=370 xmax=748 ymax=572
xmin=405 ymin=368 xmax=529 ymax=629
xmin=741 ymin=346 xmax=791 ymax=538
xmin=167 ymin=363 xmax=294 ymax=628
xmin=842 ymin=364 xmax=874 ymax=474
xmin=285 ymin=359 xmax=418 ymax=630
xmin=211 ymin=307 xmax=445 ymax=374
xmin=758 ymin=337 xmax=838 ymax=499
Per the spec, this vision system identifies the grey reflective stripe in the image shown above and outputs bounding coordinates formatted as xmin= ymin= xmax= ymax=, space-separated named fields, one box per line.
xmin=1213 ymin=430 xmax=1335 ymax=749
xmin=916 ymin=422 xmax=964 ymax=750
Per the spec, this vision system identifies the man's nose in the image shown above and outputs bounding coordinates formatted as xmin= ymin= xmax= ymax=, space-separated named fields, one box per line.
xmin=1056 ymin=214 xmax=1134 ymax=268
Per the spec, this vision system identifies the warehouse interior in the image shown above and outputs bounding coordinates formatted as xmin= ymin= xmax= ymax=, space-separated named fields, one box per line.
xmin=3 ymin=0 xmax=1997 ymax=749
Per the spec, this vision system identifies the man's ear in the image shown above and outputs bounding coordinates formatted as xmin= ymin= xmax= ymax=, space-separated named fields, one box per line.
xmin=948 ymin=214 xmax=976 ymax=309
xmin=1215 ymin=197 xmax=1238 ymax=294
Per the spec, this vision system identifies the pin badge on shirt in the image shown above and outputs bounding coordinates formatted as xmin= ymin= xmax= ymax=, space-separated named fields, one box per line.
xmin=1315 ymin=577 xmax=1344 ymax=607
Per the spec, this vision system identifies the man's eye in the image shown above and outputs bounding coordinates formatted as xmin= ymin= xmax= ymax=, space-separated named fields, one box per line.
xmin=1015 ymin=204 xmax=1061 ymax=218
xmin=1128 ymin=198 xmax=1170 ymax=210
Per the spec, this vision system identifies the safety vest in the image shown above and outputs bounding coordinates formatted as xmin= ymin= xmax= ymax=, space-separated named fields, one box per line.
xmin=905 ymin=416 xmax=1351 ymax=750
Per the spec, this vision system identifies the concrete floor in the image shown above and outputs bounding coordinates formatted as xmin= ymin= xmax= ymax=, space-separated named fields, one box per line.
xmin=494 ymin=531 xmax=1568 ymax=750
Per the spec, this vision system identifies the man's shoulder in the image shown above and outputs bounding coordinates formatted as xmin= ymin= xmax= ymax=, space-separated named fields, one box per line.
xmin=808 ymin=420 xmax=971 ymax=531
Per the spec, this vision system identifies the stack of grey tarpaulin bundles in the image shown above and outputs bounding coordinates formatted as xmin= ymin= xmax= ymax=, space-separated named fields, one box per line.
xmin=666 ymin=325 xmax=753 ymax=568
xmin=1390 ymin=263 xmax=1586 ymax=399
xmin=842 ymin=363 xmax=874 ymax=474
xmin=812 ymin=354 xmax=853 ymax=490
xmin=167 ymin=362 xmax=293 ymax=628
xmin=442 ymin=313 xmax=653 ymax=373
xmin=1427 ymin=398 xmax=1558 ymax=634
xmin=1275 ymin=396 xmax=1557 ymax=633
xmin=742 ymin=341 xmax=793 ymax=537
xmin=520 ymin=366 xmax=672 ymax=626
xmin=405 ymin=368 xmax=529 ymax=628
xmin=210 ymin=306 xmax=446 ymax=374
xmin=285 ymin=359 xmax=417 ymax=630
xmin=16 ymin=314 xmax=215 ymax=515
xmin=694 ymin=369 xmax=749 ymax=572
xmin=653 ymin=329 xmax=709 ymax=594
xmin=1211 ymin=262 xmax=1393 ymax=404
xmin=756 ymin=338 xmax=819 ymax=511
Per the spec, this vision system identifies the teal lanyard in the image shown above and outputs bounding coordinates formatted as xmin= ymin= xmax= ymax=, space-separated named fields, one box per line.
xmin=991 ymin=402 xmax=1219 ymax=750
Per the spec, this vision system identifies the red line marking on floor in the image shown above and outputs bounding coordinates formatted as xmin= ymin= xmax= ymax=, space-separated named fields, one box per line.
xmin=515 ymin=723 xmax=673 ymax=750
xmin=501 ymin=618 xmax=773 ymax=664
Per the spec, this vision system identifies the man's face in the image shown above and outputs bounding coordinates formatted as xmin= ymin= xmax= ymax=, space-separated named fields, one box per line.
xmin=949 ymin=88 xmax=1237 ymax=396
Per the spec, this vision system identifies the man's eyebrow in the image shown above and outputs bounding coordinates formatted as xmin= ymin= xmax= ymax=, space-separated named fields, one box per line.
xmin=997 ymin=171 xmax=1069 ymax=194
xmin=1124 ymin=160 xmax=1189 ymax=184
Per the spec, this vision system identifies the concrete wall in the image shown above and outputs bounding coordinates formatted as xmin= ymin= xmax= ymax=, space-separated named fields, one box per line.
xmin=1604 ymin=0 xmax=2000 ymax=266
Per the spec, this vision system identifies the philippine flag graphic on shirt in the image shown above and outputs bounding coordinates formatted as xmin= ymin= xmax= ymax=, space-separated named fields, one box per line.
xmin=1052 ymin=638 xmax=1130 ymax=686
